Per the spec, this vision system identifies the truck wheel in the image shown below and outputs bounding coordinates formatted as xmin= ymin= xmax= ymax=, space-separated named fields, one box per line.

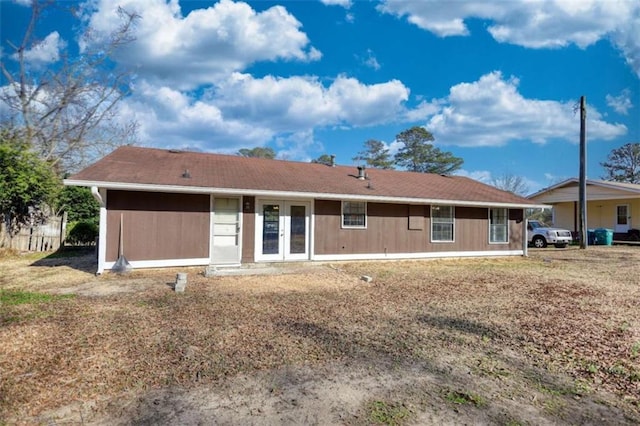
xmin=554 ymin=243 xmax=568 ymax=248
xmin=532 ymin=236 xmax=547 ymax=248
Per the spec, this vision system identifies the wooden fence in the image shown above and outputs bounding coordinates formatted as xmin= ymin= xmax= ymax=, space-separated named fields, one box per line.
xmin=0 ymin=214 xmax=67 ymax=252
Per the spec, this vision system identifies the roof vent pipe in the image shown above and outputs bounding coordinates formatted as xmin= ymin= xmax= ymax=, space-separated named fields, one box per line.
xmin=330 ymin=154 xmax=336 ymax=167
xmin=357 ymin=165 xmax=366 ymax=180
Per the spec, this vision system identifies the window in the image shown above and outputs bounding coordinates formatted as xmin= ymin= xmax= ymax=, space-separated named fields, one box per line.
xmin=489 ymin=208 xmax=508 ymax=243
xmin=431 ymin=205 xmax=454 ymax=242
xmin=342 ymin=201 xmax=366 ymax=228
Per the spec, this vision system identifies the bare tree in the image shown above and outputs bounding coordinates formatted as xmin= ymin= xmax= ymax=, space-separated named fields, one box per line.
xmin=601 ymin=143 xmax=640 ymax=183
xmin=1 ymin=1 xmax=139 ymax=172
xmin=491 ymin=173 xmax=530 ymax=196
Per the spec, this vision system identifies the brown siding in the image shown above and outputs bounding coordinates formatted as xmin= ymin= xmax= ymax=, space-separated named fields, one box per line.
xmin=408 ymin=205 xmax=425 ymax=230
xmin=106 ymin=191 xmax=210 ymax=262
xmin=314 ymin=201 xmax=428 ymax=254
xmin=314 ymin=201 xmax=523 ymax=255
xmin=241 ymin=196 xmax=255 ymax=263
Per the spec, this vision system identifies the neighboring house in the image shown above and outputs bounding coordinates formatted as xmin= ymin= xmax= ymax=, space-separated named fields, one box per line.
xmin=528 ymin=178 xmax=640 ymax=239
xmin=65 ymin=146 xmax=540 ymax=274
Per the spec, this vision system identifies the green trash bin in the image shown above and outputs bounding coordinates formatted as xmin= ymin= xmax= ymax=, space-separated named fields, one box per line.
xmin=594 ymin=228 xmax=613 ymax=245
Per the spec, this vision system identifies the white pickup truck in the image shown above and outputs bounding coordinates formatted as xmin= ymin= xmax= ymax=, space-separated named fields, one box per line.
xmin=527 ymin=220 xmax=573 ymax=248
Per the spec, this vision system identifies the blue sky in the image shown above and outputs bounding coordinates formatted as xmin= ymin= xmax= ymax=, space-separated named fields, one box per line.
xmin=2 ymin=0 xmax=639 ymax=194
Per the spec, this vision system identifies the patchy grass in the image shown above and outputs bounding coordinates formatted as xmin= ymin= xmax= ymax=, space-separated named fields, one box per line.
xmin=0 ymin=289 xmax=74 ymax=306
xmin=442 ymin=389 xmax=486 ymax=407
xmin=0 ymin=246 xmax=639 ymax=425
xmin=367 ymin=400 xmax=411 ymax=425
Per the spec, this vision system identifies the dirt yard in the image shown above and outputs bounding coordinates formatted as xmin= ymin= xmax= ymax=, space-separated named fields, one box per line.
xmin=1 ymin=247 xmax=639 ymax=425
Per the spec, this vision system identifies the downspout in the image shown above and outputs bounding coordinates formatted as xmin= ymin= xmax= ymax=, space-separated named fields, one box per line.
xmin=91 ymin=186 xmax=107 ymax=275
xmin=91 ymin=186 xmax=104 ymax=207
xmin=522 ymin=211 xmax=528 ymax=257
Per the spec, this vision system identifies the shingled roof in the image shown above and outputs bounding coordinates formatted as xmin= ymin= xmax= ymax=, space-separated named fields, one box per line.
xmin=65 ymin=146 xmax=538 ymax=208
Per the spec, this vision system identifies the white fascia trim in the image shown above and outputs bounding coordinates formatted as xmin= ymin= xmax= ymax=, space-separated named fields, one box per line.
xmin=104 ymin=258 xmax=210 ymax=270
xmin=584 ymin=179 xmax=640 ymax=194
xmin=529 ymin=178 xmax=640 ymax=199
xmin=312 ymin=250 xmax=523 ymax=262
xmin=63 ymin=179 xmax=543 ymax=209
xmin=527 ymin=178 xmax=577 ymax=198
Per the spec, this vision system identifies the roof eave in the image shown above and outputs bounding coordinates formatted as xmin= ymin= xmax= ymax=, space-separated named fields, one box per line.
xmin=528 ymin=177 xmax=640 ymax=200
xmin=64 ymin=179 xmax=544 ymax=209
xmin=527 ymin=178 xmax=578 ymax=199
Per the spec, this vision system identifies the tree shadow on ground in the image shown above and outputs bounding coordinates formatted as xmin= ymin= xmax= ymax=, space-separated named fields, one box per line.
xmin=30 ymin=246 xmax=97 ymax=274
xmin=416 ymin=314 xmax=502 ymax=340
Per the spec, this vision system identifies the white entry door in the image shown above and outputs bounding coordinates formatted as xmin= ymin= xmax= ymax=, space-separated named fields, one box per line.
xmin=615 ymin=204 xmax=631 ymax=233
xmin=211 ymin=197 xmax=241 ymax=265
xmin=256 ymin=201 xmax=310 ymax=261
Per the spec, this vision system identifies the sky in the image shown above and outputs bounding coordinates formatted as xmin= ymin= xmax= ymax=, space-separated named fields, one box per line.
xmin=1 ymin=0 xmax=639 ymax=195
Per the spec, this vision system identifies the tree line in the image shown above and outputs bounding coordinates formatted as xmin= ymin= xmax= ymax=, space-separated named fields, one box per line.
xmin=239 ymin=126 xmax=465 ymax=175
xmin=240 ymin=135 xmax=640 ymax=196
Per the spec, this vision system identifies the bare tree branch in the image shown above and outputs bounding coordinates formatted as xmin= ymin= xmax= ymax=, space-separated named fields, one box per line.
xmin=491 ymin=173 xmax=530 ymax=196
xmin=601 ymin=143 xmax=640 ymax=184
xmin=1 ymin=1 xmax=140 ymax=172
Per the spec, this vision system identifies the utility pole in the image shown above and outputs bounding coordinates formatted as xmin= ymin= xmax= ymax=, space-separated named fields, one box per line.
xmin=579 ymin=96 xmax=587 ymax=249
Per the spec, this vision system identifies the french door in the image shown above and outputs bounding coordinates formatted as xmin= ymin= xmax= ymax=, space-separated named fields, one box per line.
xmin=257 ymin=200 xmax=310 ymax=261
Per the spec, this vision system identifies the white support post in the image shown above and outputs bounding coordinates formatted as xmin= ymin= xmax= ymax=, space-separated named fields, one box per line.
xmin=91 ymin=186 xmax=107 ymax=275
xmin=522 ymin=214 xmax=528 ymax=257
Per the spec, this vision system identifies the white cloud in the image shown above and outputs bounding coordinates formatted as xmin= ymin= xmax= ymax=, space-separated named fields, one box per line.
xmin=361 ymin=49 xmax=381 ymax=70
xmin=13 ymin=31 xmax=66 ymax=65
xmin=454 ymin=169 xmax=493 ymax=184
xmin=81 ymin=0 xmax=320 ymax=89
xmin=385 ymin=140 xmax=403 ymax=156
xmin=378 ymin=0 xmax=640 ymax=76
xmin=403 ymin=99 xmax=441 ymax=122
xmin=119 ymin=81 xmax=272 ymax=151
xmin=213 ymin=73 xmax=410 ymax=130
xmin=273 ymin=130 xmax=322 ymax=161
xmin=423 ymin=71 xmax=627 ymax=147
xmin=610 ymin=15 xmax=640 ymax=77
xmin=320 ymin=0 xmax=352 ymax=8
xmin=606 ymin=89 xmax=633 ymax=115
xmin=120 ymin=74 xmax=410 ymax=153
xmin=119 ymin=70 xmax=625 ymax=158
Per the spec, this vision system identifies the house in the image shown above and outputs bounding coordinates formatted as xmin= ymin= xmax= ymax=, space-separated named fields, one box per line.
xmin=528 ymin=178 xmax=640 ymax=240
xmin=64 ymin=146 xmax=541 ymax=273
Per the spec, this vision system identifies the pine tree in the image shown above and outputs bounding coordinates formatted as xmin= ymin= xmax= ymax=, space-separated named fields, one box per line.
xmin=353 ymin=139 xmax=394 ymax=169
xmin=393 ymin=127 xmax=463 ymax=175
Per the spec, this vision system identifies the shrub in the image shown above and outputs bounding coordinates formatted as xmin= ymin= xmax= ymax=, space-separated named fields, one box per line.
xmin=66 ymin=220 xmax=98 ymax=245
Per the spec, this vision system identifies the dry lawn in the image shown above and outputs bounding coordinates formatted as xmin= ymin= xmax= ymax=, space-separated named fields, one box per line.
xmin=1 ymin=246 xmax=639 ymax=425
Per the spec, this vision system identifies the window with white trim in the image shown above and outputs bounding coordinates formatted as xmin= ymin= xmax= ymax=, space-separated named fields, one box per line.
xmin=489 ymin=208 xmax=508 ymax=243
xmin=431 ymin=205 xmax=454 ymax=242
xmin=342 ymin=201 xmax=366 ymax=228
